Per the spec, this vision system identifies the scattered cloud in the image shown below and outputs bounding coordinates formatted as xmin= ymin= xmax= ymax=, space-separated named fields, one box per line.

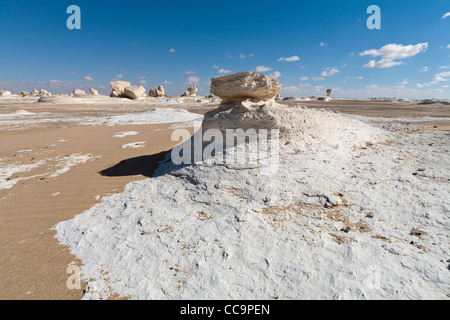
xmin=113 ymin=74 xmax=123 ymax=79
xmin=138 ymin=80 xmax=147 ymax=86
xmin=169 ymin=48 xmax=176 ymax=53
xmin=360 ymin=43 xmax=428 ymax=68
xmin=349 ymin=52 xmax=355 ymax=58
xmin=269 ymin=71 xmax=281 ymax=79
xmin=416 ymin=71 xmax=450 ymax=87
xmin=447 ymin=44 xmax=450 ymax=49
xmin=278 ymin=55 xmax=300 ymax=62
xmin=366 ymin=85 xmax=379 ymax=89
xmin=183 ymin=70 xmax=197 ymax=74
xmin=356 ymin=76 xmax=364 ymax=80
xmin=321 ymin=67 xmax=340 ymax=77
xmin=137 ymin=76 xmax=146 ymax=79
xmin=419 ymin=66 xmax=430 ymax=72
xmin=442 ymin=12 xmax=450 ymax=19
xmin=300 ymin=77 xmax=309 ymax=81
xmin=163 ymin=80 xmax=173 ymax=85
xmin=83 ymin=75 xmax=94 ymax=81
xmin=255 ymin=66 xmax=273 ymax=72
xmin=312 ymin=76 xmax=325 ymax=81
xmin=212 ymin=65 xmax=220 ymax=69
xmin=320 ymin=42 xmax=328 ymax=47
xmin=218 ymin=69 xmax=232 ymax=74
xmin=185 ymin=76 xmax=200 ymax=85
xmin=240 ymin=53 xmax=254 ymax=59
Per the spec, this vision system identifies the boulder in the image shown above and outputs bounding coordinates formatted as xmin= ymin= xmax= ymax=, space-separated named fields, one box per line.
xmin=110 ymin=90 xmax=121 ymax=98
xmin=123 ymin=85 xmax=147 ymax=100
xmin=149 ymin=86 xmax=165 ymax=97
xmin=73 ymin=89 xmax=86 ymax=96
xmin=21 ymin=91 xmax=29 ymax=97
xmin=210 ymin=72 xmax=281 ymax=103
xmin=90 ymin=88 xmax=99 ymax=96
xmin=181 ymin=86 xmax=198 ymax=97
xmin=326 ymin=89 xmax=333 ymax=97
xmin=30 ymin=89 xmax=40 ymax=96
xmin=110 ymin=81 xmax=131 ymax=97
xmin=39 ymin=89 xmax=51 ymax=97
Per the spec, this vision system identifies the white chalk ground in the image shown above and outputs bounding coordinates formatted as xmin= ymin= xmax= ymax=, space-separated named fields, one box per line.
xmin=122 ymin=142 xmax=146 ymax=149
xmin=0 ymin=153 xmax=98 ymax=191
xmin=0 ymin=108 xmax=204 ymax=131
xmin=113 ymin=131 xmax=139 ymax=138
xmin=54 ymin=107 xmax=450 ymax=300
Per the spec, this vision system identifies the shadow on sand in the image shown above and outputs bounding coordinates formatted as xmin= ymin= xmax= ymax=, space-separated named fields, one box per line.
xmin=99 ymin=151 xmax=171 ymax=178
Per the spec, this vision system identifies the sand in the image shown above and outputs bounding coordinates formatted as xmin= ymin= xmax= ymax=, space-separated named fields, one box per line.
xmin=0 ymin=122 xmax=194 ymax=299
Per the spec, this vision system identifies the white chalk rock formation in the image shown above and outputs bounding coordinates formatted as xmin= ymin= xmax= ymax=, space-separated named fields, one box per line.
xmin=149 ymin=86 xmax=165 ymax=98
xmin=326 ymin=89 xmax=333 ymax=97
xmin=181 ymin=86 xmax=198 ymax=97
xmin=39 ymin=89 xmax=51 ymax=97
xmin=123 ymin=86 xmax=147 ymax=100
xmin=110 ymin=81 xmax=131 ymax=98
xmin=0 ymin=90 xmax=12 ymax=96
xmin=21 ymin=91 xmax=29 ymax=97
xmin=73 ymin=89 xmax=86 ymax=96
xmin=90 ymin=88 xmax=99 ymax=96
xmin=210 ymin=72 xmax=281 ymax=103
xmin=30 ymin=89 xmax=39 ymax=96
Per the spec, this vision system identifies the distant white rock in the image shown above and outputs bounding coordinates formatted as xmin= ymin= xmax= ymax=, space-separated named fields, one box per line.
xmin=90 ymin=88 xmax=99 ymax=96
xmin=39 ymin=89 xmax=51 ymax=97
xmin=21 ymin=91 xmax=29 ymax=97
xmin=149 ymin=86 xmax=165 ymax=98
xmin=73 ymin=89 xmax=86 ymax=96
xmin=0 ymin=90 xmax=12 ymax=96
xmin=123 ymin=86 xmax=147 ymax=100
xmin=30 ymin=89 xmax=40 ymax=96
xmin=181 ymin=86 xmax=198 ymax=97
xmin=110 ymin=81 xmax=131 ymax=98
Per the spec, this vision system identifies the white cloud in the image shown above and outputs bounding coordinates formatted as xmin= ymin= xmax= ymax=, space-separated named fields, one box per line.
xmin=442 ymin=12 xmax=450 ymax=19
xmin=113 ymin=74 xmax=123 ymax=79
xmin=420 ymin=66 xmax=430 ymax=72
xmin=312 ymin=77 xmax=325 ymax=81
xmin=360 ymin=43 xmax=428 ymax=68
xmin=185 ymin=76 xmax=200 ymax=85
xmin=320 ymin=42 xmax=328 ymax=47
xmin=416 ymin=71 xmax=450 ymax=87
xmin=138 ymin=80 xmax=147 ymax=85
xmin=356 ymin=76 xmax=364 ymax=80
xmin=218 ymin=69 xmax=232 ymax=74
xmin=300 ymin=77 xmax=309 ymax=81
xmin=278 ymin=56 xmax=300 ymax=62
xmin=83 ymin=75 xmax=94 ymax=81
xmin=321 ymin=67 xmax=340 ymax=77
xmin=183 ymin=70 xmax=197 ymax=74
xmin=212 ymin=65 xmax=220 ymax=69
xmin=169 ymin=48 xmax=176 ymax=53
xmin=363 ymin=59 xmax=404 ymax=69
xmin=447 ymin=44 xmax=450 ymax=49
xmin=163 ymin=80 xmax=173 ymax=85
xmin=269 ymin=71 xmax=281 ymax=79
xmin=240 ymin=53 xmax=254 ymax=59
xmin=255 ymin=66 xmax=273 ymax=72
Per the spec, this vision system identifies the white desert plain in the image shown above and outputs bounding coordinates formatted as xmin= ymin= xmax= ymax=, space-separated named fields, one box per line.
xmin=0 ymin=72 xmax=449 ymax=300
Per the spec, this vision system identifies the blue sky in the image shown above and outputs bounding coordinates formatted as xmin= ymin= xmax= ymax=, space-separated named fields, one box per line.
xmin=0 ymin=0 xmax=449 ymax=98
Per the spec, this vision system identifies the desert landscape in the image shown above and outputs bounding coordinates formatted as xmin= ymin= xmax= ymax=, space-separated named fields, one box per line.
xmin=1 ymin=1 xmax=449 ymax=303
xmin=0 ymin=73 xmax=449 ymax=300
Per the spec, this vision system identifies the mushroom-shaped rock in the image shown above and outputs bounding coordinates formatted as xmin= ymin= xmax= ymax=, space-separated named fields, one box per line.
xmin=123 ymin=85 xmax=147 ymax=100
xmin=326 ymin=89 xmax=333 ymax=97
xmin=21 ymin=91 xmax=29 ymax=97
xmin=210 ymin=72 xmax=281 ymax=103
xmin=90 ymin=88 xmax=99 ymax=96
xmin=187 ymin=86 xmax=198 ymax=96
xmin=110 ymin=81 xmax=131 ymax=98
xmin=73 ymin=89 xmax=86 ymax=96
